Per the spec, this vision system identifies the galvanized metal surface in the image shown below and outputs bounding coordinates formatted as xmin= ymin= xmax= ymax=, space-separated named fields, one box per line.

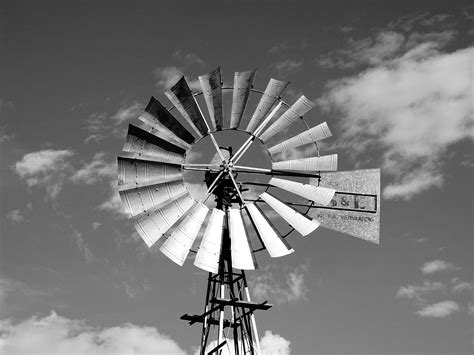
xmin=272 ymin=154 xmax=338 ymax=172
xmin=194 ymin=208 xmax=225 ymax=273
xmin=165 ymin=76 xmax=209 ymax=137
xmin=230 ymin=70 xmax=256 ymax=129
xmin=268 ymin=122 xmax=332 ymax=157
xmin=136 ymin=121 xmax=191 ymax=150
xmin=199 ymin=67 xmax=223 ymax=131
xmin=269 ymin=177 xmax=336 ymax=206
xmin=117 ymin=156 xmax=182 ymax=186
xmin=229 ymin=209 xmax=256 ymax=270
xmin=160 ymin=203 xmax=209 ymax=266
xmin=246 ymin=78 xmax=289 ymax=133
xmin=123 ymin=124 xmax=185 ymax=163
xmin=260 ymin=192 xmax=320 ymax=236
xmin=119 ymin=180 xmax=188 ymax=218
xmin=133 ymin=194 xmax=195 ymax=247
xmin=308 ymin=169 xmax=380 ymax=244
xmin=259 ymin=95 xmax=315 ymax=142
xmin=244 ymin=203 xmax=293 ymax=258
xmin=141 ymin=96 xmax=195 ymax=145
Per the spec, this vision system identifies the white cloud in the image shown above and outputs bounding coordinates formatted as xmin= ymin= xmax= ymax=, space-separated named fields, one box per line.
xmin=71 ymin=228 xmax=94 ymax=264
xmin=6 ymin=209 xmax=24 ymax=223
xmin=396 ymin=280 xmax=445 ymax=302
xmin=250 ymin=264 xmax=308 ymax=305
xmin=111 ymin=102 xmax=143 ymax=125
xmin=451 ymin=278 xmax=474 ymax=294
xmin=91 ymin=222 xmax=102 ymax=230
xmin=0 ymin=277 xmax=47 ymax=318
xmin=153 ymin=66 xmax=201 ymax=91
xmin=14 ymin=149 xmax=74 ymax=200
xmin=0 ymin=311 xmax=187 ymax=354
xmin=319 ymin=44 xmax=473 ymax=199
xmin=173 ymin=50 xmax=205 ymax=66
xmin=416 ymin=300 xmax=460 ymax=318
xmin=260 ymin=330 xmax=291 ymax=355
xmin=421 ymin=259 xmax=457 ymax=275
xmin=71 ymin=152 xmax=115 ymax=184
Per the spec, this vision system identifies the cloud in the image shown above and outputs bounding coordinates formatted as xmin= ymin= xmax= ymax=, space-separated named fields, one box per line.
xmin=153 ymin=66 xmax=201 ymax=91
xmin=110 ymin=102 xmax=143 ymax=125
xmin=271 ymin=59 xmax=304 ymax=73
xmin=91 ymin=222 xmax=102 ymax=230
xmin=421 ymin=259 xmax=457 ymax=275
xmin=396 ymin=280 xmax=445 ymax=302
xmin=416 ymin=300 xmax=460 ymax=318
xmin=0 ymin=277 xmax=47 ymax=318
xmin=71 ymin=152 xmax=116 ymax=185
xmin=318 ymin=31 xmax=405 ymax=68
xmin=173 ymin=50 xmax=205 ymax=66
xmin=260 ymin=330 xmax=291 ymax=355
xmin=0 ymin=311 xmax=187 ymax=354
xmin=451 ymin=278 xmax=474 ymax=294
xmin=319 ymin=43 xmax=473 ymax=199
xmin=14 ymin=149 xmax=74 ymax=200
xmin=71 ymin=228 xmax=94 ymax=264
xmin=249 ymin=264 xmax=308 ymax=305
xmin=6 ymin=209 xmax=24 ymax=223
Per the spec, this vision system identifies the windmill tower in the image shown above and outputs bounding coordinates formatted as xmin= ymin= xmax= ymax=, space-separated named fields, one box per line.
xmin=117 ymin=67 xmax=380 ymax=354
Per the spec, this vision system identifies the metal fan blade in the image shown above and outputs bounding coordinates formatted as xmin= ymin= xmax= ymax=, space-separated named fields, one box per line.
xmin=134 ymin=194 xmax=195 ymax=248
xmin=260 ymin=192 xmax=320 ymax=236
xmin=307 ymin=169 xmax=380 ymax=244
xmin=229 ymin=209 xmax=257 ymax=270
xmin=117 ymin=156 xmax=182 ymax=187
xmin=230 ymin=69 xmax=256 ymax=129
xmin=160 ymin=203 xmax=209 ymax=266
xmin=199 ymin=67 xmax=223 ymax=131
xmin=259 ymin=95 xmax=315 ymax=142
xmin=165 ymin=76 xmax=209 ymax=138
xmin=272 ymin=154 xmax=338 ymax=172
xmin=194 ymin=208 xmax=225 ymax=273
xmin=119 ymin=180 xmax=188 ymax=218
xmin=246 ymin=79 xmax=289 ymax=133
xmin=269 ymin=177 xmax=336 ymax=206
xmin=139 ymin=96 xmax=195 ymax=146
xmin=268 ymin=122 xmax=332 ymax=157
xmin=244 ymin=204 xmax=293 ymax=258
xmin=123 ymin=124 xmax=185 ymax=163
xmin=136 ymin=121 xmax=191 ymax=151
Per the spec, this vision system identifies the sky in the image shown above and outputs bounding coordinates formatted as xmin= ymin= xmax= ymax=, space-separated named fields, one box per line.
xmin=1 ymin=0 xmax=473 ymax=354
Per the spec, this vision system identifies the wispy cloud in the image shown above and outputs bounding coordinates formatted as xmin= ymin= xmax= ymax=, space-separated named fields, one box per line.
xmin=416 ymin=300 xmax=460 ymax=318
xmin=173 ymin=50 xmax=205 ymax=66
xmin=14 ymin=149 xmax=75 ymax=200
xmin=6 ymin=209 xmax=24 ymax=223
xmin=153 ymin=66 xmax=201 ymax=91
xmin=71 ymin=152 xmax=116 ymax=185
xmin=71 ymin=228 xmax=94 ymax=264
xmin=396 ymin=280 xmax=445 ymax=302
xmin=451 ymin=278 xmax=474 ymax=294
xmin=271 ymin=59 xmax=303 ymax=74
xmin=249 ymin=263 xmax=308 ymax=305
xmin=421 ymin=259 xmax=457 ymax=275
xmin=0 ymin=311 xmax=187 ymax=354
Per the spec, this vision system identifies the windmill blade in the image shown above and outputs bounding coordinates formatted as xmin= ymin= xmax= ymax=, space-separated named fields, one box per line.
xmin=136 ymin=121 xmax=191 ymax=151
xmin=228 ymin=208 xmax=257 ymax=270
xmin=230 ymin=69 xmax=256 ymax=129
xmin=199 ymin=67 xmax=223 ymax=131
xmin=246 ymin=79 xmax=289 ymax=133
xmin=134 ymin=194 xmax=195 ymax=247
xmin=244 ymin=203 xmax=293 ymax=258
xmin=160 ymin=203 xmax=209 ymax=266
xmin=194 ymin=208 xmax=225 ymax=273
xmin=119 ymin=180 xmax=188 ymax=218
xmin=259 ymin=95 xmax=315 ymax=142
xmin=272 ymin=154 xmax=338 ymax=172
xmin=123 ymin=124 xmax=186 ymax=163
xmin=165 ymin=76 xmax=209 ymax=138
xmin=307 ymin=169 xmax=380 ymax=244
xmin=268 ymin=122 xmax=332 ymax=157
xmin=269 ymin=177 xmax=336 ymax=206
xmin=117 ymin=156 xmax=182 ymax=187
xmin=260 ymin=192 xmax=320 ymax=236
xmin=139 ymin=96 xmax=195 ymax=146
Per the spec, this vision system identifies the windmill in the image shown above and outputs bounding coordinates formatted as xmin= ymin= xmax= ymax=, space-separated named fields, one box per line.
xmin=117 ymin=67 xmax=380 ymax=354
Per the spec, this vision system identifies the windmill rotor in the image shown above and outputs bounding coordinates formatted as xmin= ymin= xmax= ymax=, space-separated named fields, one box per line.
xmin=116 ymin=66 xmax=381 ymax=354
